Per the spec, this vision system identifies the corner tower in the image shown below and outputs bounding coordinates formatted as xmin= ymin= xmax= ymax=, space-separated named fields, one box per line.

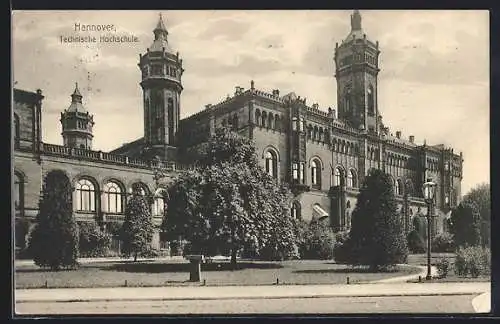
xmin=139 ymin=13 xmax=184 ymax=160
xmin=334 ymin=10 xmax=381 ymax=133
xmin=60 ymin=83 xmax=94 ymax=149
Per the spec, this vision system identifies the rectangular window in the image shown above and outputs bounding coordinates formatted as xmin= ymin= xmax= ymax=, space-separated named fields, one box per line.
xmin=300 ymin=163 xmax=305 ymax=184
xmin=292 ymin=118 xmax=298 ymax=131
xmin=292 ymin=163 xmax=299 ymax=180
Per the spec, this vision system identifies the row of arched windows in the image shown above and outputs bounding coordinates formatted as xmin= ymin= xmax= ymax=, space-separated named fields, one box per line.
xmin=221 ymin=114 xmax=239 ymax=130
xmin=74 ymin=178 xmax=164 ymax=217
xmin=392 ymin=177 xmax=414 ymax=197
xmin=255 ymin=109 xmax=282 ymax=131
xmin=13 ymin=171 xmax=165 ymax=219
xmin=427 ymin=158 xmax=439 ymax=172
xmin=387 ymin=153 xmax=409 ymax=168
xmin=367 ymin=146 xmax=380 ymax=161
xmin=307 ymin=124 xmax=330 ymax=143
xmin=332 ymin=139 xmax=358 ymax=155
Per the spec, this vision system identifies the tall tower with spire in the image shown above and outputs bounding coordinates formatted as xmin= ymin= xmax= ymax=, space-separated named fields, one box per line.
xmin=138 ymin=13 xmax=184 ymax=160
xmin=334 ymin=10 xmax=381 ymax=133
xmin=60 ymin=83 xmax=94 ymax=149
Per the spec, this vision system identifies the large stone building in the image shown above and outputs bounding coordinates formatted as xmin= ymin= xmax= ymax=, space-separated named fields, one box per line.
xmin=13 ymin=11 xmax=463 ymax=254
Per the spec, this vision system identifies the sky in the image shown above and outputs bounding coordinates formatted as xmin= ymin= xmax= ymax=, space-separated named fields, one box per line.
xmin=12 ymin=10 xmax=489 ymax=195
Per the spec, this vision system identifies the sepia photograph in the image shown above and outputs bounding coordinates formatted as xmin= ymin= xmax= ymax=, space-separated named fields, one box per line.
xmin=12 ymin=9 xmax=490 ymax=315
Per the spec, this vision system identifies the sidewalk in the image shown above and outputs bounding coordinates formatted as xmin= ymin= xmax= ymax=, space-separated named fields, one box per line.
xmin=368 ymin=265 xmax=438 ymax=283
xmin=16 ymin=282 xmax=490 ymax=303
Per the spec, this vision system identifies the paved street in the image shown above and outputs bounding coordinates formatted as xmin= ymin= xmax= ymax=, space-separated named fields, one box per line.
xmin=15 ymin=294 xmax=478 ymax=314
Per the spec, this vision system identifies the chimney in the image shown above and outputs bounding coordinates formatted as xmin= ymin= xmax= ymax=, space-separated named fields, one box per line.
xmin=396 ymin=131 xmax=401 ymax=139
xmin=235 ymin=86 xmax=243 ymax=95
xmin=409 ymin=135 xmax=414 ymax=143
xmin=312 ymin=103 xmax=319 ymax=109
xmin=205 ymin=104 xmax=212 ymax=109
xmin=272 ymin=89 xmax=280 ymax=97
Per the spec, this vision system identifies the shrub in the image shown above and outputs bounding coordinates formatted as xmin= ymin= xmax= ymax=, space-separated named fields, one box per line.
xmin=78 ymin=222 xmax=112 ymax=258
xmin=299 ymin=220 xmax=336 ymax=260
xmin=407 ymin=230 xmax=426 ymax=254
xmin=432 ymin=232 xmax=455 ymax=253
xmin=454 ymin=246 xmax=491 ymax=278
xmin=436 ymin=257 xmax=450 ymax=278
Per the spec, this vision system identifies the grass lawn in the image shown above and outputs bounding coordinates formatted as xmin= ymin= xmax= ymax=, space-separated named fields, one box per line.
xmin=407 ymin=253 xmax=491 ymax=283
xmin=15 ymin=259 xmax=421 ymax=289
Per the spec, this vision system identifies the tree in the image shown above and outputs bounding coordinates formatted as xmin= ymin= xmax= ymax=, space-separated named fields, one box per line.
xmin=341 ymin=169 xmax=408 ymax=270
xmin=461 ymin=183 xmax=490 ymax=247
xmin=29 ymin=170 xmax=79 ymax=270
xmin=449 ymin=200 xmax=481 ymax=248
xmin=161 ymin=127 xmax=299 ymax=267
xmin=120 ymin=188 xmax=154 ymax=261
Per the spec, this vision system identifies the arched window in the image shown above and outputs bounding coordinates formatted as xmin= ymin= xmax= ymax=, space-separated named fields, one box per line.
xmin=313 ymin=126 xmax=318 ymax=140
xmin=167 ymin=98 xmax=175 ymax=144
xmin=265 ymin=150 xmax=278 ymax=179
xmin=334 ymin=167 xmax=343 ymax=187
xmin=347 ymin=169 xmax=357 ymax=188
xmin=255 ymin=109 xmax=261 ymax=126
xmin=299 ymin=118 xmax=305 ymax=132
xmin=344 ymin=88 xmax=352 ymax=113
xmin=14 ymin=113 xmax=20 ymax=148
xmin=232 ymin=114 xmax=239 ymax=130
xmin=291 ymin=201 xmax=301 ymax=220
xmin=367 ymin=85 xmax=375 ymax=116
xmin=75 ymin=178 xmax=96 ymax=212
xmin=274 ymin=115 xmax=281 ymax=131
xmin=103 ymin=180 xmax=124 ymax=214
xmin=261 ymin=111 xmax=267 ymax=128
xmin=153 ymin=197 xmax=164 ymax=218
xmin=268 ymin=113 xmax=274 ymax=129
xmin=396 ymin=179 xmax=403 ymax=196
xmin=405 ymin=179 xmax=414 ymax=197
xmin=14 ymin=172 xmax=24 ymax=215
xmin=292 ymin=117 xmax=298 ymax=131
xmin=311 ymin=159 xmax=321 ymax=189
xmin=307 ymin=125 xmax=313 ymax=139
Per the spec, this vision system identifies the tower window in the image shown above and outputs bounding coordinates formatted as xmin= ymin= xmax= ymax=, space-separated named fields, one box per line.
xmin=367 ymin=86 xmax=375 ymax=116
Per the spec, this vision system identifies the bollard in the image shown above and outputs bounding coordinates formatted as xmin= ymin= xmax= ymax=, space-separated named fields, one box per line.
xmin=203 ymin=279 xmax=206 ymax=286
xmin=276 ymin=278 xmax=279 ymax=285
xmin=125 ymin=280 xmax=128 ymax=287
xmin=44 ymin=280 xmax=48 ymax=288
xmin=418 ymin=275 xmax=422 ymax=283
xmin=346 ymin=276 xmax=350 ymax=285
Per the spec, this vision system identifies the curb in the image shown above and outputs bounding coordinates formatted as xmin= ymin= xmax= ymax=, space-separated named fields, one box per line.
xmin=16 ymin=291 xmax=482 ymax=304
xmin=472 ymin=292 xmax=491 ymax=313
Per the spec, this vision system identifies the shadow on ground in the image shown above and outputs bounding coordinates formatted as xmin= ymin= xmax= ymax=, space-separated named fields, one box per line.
xmin=100 ymin=262 xmax=284 ymax=273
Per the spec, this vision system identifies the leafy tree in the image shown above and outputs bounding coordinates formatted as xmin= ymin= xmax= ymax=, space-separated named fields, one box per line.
xmin=29 ymin=170 xmax=79 ymax=270
xmin=120 ymin=188 xmax=154 ymax=261
xmin=449 ymin=200 xmax=481 ymax=248
xmin=161 ymin=127 xmax=299 ymax=267
xmin=341 ymin=169 xmax=408 ymax=270
xmin=461 ymin=183 xmax=490 ymax=247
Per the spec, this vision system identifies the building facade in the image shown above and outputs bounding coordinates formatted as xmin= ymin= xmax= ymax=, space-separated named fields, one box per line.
xmin=13 ymin=11 xmax=463 ymax=254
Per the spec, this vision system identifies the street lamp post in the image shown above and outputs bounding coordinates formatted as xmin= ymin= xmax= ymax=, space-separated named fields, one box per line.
xmin=422 ymin=179 xmax=437 ymax=281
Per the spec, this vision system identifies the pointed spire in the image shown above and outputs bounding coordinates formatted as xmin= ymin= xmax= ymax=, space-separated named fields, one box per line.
xmin=154 ymin=13 xmax=169 ymax=40
xmin=71 ymin=82 xmax=82 ymax=103
xmin=351 ymin=10 xmax=362 ymax=31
